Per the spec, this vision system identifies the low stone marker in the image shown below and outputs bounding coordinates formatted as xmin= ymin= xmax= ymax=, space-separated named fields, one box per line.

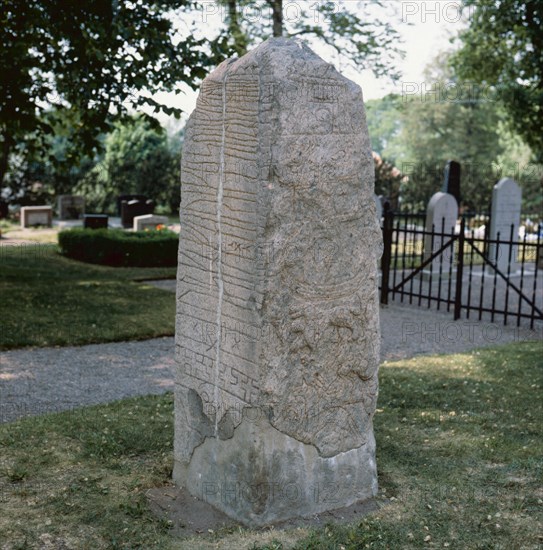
xmin=121 ymin=199 xmax=154 ymax=228
xmin=20 ymin=206 xmax=53 ymax=228
xmin=133 ymin=214 xmax=169 ymax=231
xmin=57 ymin=195 xmax=85 ymax=220
xmin=174 ymin=38 xmax=382 ymax=527
xmin=488 ymin=178 xmax=522 ymax=273
xmin=424 ymin=192 xmax=458 ymax=275
xmin=83 ymin=214 xmax=108 ymax=230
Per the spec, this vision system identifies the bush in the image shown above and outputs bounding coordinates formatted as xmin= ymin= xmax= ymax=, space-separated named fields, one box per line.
xmin=58 ymin=228 xmax=178 ymax=267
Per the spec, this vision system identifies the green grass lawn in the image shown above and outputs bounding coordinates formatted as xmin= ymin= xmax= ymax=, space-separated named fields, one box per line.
xmin=0 ymin=244 xmax=176 ymax=350
xmin=1 ymin=342 xmax=541 ymax=549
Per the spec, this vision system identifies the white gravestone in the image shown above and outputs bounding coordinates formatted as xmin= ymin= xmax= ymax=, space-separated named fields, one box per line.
xmin=424 ymin=192 xmax=458 ymax=275
xmin=174 ymin=38 xmax=382 ymax=527
xmin=20 ymin=206 xmax=53 ymax=228
xmin=488 ymin=178 xmax=522 ymax=273
xmin=133 ymin=214 xmax=169 ymax=231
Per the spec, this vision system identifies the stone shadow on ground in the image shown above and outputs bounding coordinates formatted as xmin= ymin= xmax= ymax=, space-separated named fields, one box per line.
xmin=147 ymin=485 xmax=380 ymax=538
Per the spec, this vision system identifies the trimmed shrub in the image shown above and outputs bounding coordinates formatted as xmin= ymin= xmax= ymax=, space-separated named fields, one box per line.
xmin=58 ymin=228 xmax=178 ymax=267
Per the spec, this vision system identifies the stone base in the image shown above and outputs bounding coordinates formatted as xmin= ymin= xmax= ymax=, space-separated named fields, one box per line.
xmin=173 ymin=408 xmax=378 ymax=528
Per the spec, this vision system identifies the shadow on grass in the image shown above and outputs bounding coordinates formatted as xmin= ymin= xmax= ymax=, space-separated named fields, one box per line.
xmin=0 ymin=343 xmax=541 ymax=549
xmin=0 ymin=245 xmax=177 ymax=350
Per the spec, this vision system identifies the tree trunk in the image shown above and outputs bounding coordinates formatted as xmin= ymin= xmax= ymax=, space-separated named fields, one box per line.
xmin=227 ymin=0 xmax=248 ymax=55
xmin=227 ymin=0 xmax=239 ymax=32
xmin=0 ymin=130 xmax=12 ymax=190
xmin=270 ymin=0 xmax=283 ymax=37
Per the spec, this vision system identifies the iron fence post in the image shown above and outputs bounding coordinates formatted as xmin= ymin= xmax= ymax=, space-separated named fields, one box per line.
xmin=380 ymin=205 xmax=393 ymax=305
xmin=454 ymin=217 xmax=465 ymax=320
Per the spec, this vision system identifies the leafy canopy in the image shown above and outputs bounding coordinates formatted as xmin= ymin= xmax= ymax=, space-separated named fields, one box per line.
xmin=0 ymin=0 xmax=210 ymax=184
xmin=214 ymin=0 xmax=405 ymax=79
xmin=451 ymin=0 xmax=543 ymax=160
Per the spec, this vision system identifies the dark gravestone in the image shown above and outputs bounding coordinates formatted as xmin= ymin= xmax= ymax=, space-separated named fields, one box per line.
xmin=0 ymin=200 xmax=8 ymax=219
xmin=116 ymin=194 xmax=148 ymax=216
xmin=441 ymin=160 xmax=461 ymax=205
xmin=120 ymin=199 xmax=154 ymax=228
xmin=84 ymin=214 xmax=108 ymax=229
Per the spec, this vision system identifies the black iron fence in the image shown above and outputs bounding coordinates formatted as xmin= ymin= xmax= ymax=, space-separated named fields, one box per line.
xmin=379 ymin=209 xmax=543 ymax=329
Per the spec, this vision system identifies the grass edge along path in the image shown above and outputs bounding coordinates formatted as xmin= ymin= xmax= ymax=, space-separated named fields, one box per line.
xmin=0 ymin=341 xmax=541 ymax=549
xmin=0 ymin=244 xmax=176 ymax=350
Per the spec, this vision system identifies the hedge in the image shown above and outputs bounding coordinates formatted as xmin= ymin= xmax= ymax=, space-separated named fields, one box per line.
xmin=58 ymin=228 xmax=178 ymax=267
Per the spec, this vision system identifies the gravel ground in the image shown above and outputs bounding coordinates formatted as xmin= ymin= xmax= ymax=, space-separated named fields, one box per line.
xmin=1 ymin=283 xmax=541 ymax=424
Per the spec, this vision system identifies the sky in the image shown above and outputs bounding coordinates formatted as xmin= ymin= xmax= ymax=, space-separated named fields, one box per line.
xmin=149 ymin=1 xmax=468 ymax=129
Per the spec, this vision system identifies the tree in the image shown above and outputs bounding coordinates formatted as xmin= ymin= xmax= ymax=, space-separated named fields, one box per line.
xmin=75 ymin=115 xmax=179 ymax=214
xmin=0 ymin=0 xmax=212 ymax=188
xmin=365 ymin=95 xmax=403 ymax=160
xmin=372 ymin=152 xmax=404 ymax=210
xmin=451 ymin=0 xmax=543 ymax=161
xmin=0 ymin=109 xmax=100 ymax=206
xmin=365 ymin=52 xmax=522 ymax=211
xmin=214 ymin=0 xmax=404 ymax=79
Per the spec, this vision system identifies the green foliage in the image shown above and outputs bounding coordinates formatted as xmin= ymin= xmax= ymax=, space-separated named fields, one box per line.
xmin=214 ymin=0 xmax=404 ymax=79
xmin=2 ymin=109 xmax=102 ymax=206
xmin=451 ymin=0 xmax=543 ymax=161
xmin=366 ymin=53 xmax=540 ymax=212
xmin=366 ymin=95 xmax=403 ymax=160
xmin=0 ymin=0 xmax=211 ymax=186
xmin=75 ymin=114 xmax=181 ymax=214
xmin=58 ymin=228 xmax=179 ymax=267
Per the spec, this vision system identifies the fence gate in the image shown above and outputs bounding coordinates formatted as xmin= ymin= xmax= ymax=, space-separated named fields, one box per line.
xmin=379 ymin=209 xmax=543 ymax=329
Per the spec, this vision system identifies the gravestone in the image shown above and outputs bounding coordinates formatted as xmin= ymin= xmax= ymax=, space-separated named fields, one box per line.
xmin=116 ymin=194 xmax=148 ymax=216
xmin=20 ymin=206 xmax=53 ymax=228
xmin=174 ymin=38 xmax=382 ymax=527
xmin=83 ymin=214 xmax=108 ymax=229
xmin=57 ymin=195 xmax=85 ymax=220
xmin=423 ymin=192 xmax=458 ymax=275
xmin=133 ymin=214 xmax=169 ymax=231
xmin=121 ymin=199 xmax=154 ymax=228
xmin=0 ymin=200 xmax=8 ymax=219
xmin=441 ymin=160 xmax=461 ymax=205
xmin=488 ymin=178 xmax=522 ymax=273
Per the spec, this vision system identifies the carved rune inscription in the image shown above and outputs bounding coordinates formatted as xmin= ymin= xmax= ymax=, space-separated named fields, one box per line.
xmin=176 ymin=38 xmax=381 ymax=458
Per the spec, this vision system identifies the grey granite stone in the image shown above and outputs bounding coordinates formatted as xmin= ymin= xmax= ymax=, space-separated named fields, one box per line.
xmin=174 ymin=37 xmax=382 ymax=526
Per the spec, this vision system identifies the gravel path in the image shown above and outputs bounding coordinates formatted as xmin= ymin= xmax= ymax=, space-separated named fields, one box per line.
xmin=1 ymin=282 xmax=541 ymax=424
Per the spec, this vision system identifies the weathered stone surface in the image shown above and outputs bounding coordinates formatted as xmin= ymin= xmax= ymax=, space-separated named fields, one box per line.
xmin=174 ymin=37 xmax=381 ymax=526
xmin=489 ymin=178 xmax=522 ymax=273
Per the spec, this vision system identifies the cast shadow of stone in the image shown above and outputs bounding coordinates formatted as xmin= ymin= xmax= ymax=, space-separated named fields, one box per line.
xmin=147 ymin=485 xmax=381 ymax=538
